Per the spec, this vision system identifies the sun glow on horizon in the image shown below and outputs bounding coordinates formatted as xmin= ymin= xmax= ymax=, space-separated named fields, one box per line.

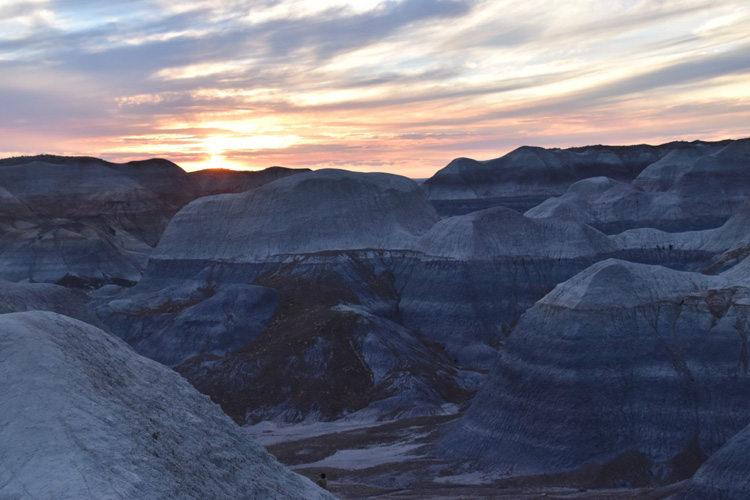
xmin=1 ymin=0 xmax=749 ymax=177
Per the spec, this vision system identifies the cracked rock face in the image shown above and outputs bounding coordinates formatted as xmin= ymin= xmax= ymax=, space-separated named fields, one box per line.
xmin=440 ymin=259 xmax=750 ymax=473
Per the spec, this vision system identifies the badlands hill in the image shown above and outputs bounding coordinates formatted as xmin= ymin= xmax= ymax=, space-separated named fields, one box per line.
xmin=440 ymin=259 xmax=750 ymax=478
xmin=106 ymin=169 xmax=466 ymax=423
xmin=422 ymin=140 xmax=733 ymax=215
xmin=153 ymin=168 xmax=440 ymax=261
xmin=527 ymin=138 xmax=750 ymax=233
xmin=2 ymin=138 xmax=750 ymax=497
xmin=0 ymin=155 xmax=198 ymax=286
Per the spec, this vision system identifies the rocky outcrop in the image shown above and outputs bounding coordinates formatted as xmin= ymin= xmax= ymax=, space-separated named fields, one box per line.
xmin=176 ymin=257 xmax=472 ymax=424
xmin=631 ymin=141 xmax=729 ymax=192
xmin=0 ymin=311 xmax=333 ymax=499
xmin=440 ymin=259 xmax=750 ymax=475
xmin=0 ymin=219 xmax=150 ymax=286
xmin=126 ymin=252 xmax=473 ymax=424
xmin=0 ymin=156 xmax=200 ymax=244
xmin=0 ymin=184 xmax=38 ymax=231
xmin=609 ymin=201 xmax=750 ymax=274
xmin=97 ymin=277 xmax=279 ymax=366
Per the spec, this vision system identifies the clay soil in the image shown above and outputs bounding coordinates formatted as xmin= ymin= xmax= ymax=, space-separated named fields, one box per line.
xmin=257 ymin=414 xmax=689 ymax=499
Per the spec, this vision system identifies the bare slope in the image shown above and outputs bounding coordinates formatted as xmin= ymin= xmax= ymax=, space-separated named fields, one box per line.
xmin=0 ymin=311 xmax=333 ymax=500
xmin=440 ymin=259 xmax=750 ymax=475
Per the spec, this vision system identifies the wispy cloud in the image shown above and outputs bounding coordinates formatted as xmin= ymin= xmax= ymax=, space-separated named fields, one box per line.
xmin=1 ymin=0 xmax=748 ymax=176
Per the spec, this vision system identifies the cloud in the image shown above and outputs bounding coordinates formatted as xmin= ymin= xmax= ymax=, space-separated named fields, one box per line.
xmin=1 ymin=0 xmax=749 ymax=176
xmin=259 ymin=0 xmax=474 ymax=59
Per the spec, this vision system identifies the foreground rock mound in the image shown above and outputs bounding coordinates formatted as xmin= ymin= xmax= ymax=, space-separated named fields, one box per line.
xmin=440 ymin=259 xmax=750 ymax=475
xmin=0 ymin=311 xmax=332 ymax=499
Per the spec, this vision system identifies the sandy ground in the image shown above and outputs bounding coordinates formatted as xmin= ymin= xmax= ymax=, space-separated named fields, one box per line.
xmin=246 ymin=414 xmax=688 ymax=499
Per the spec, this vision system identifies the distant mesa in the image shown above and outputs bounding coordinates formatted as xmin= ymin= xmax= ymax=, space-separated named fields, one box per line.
xmin=525 ymin=138 xmax=750 ymax=233
xmin=0 ymin=155 xmax=203 ymax=288
xmin=422 ymin=142 xmax=675 ymax=214
xmin=424 ymin=139 xmax=741 ymax=219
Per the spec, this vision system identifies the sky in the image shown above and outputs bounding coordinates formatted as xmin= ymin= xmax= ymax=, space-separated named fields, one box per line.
xmin=1 ymin=0 xmax=749 ymax=178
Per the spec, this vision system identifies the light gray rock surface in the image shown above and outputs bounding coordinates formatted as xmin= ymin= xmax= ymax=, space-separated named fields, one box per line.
xmin=153 ymin=169 xmax=440 ymax=262
xmin=440 ymin=259 xmax=750 ymax=474
xmin=0 ymin=311 xmax=334 ymax=500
